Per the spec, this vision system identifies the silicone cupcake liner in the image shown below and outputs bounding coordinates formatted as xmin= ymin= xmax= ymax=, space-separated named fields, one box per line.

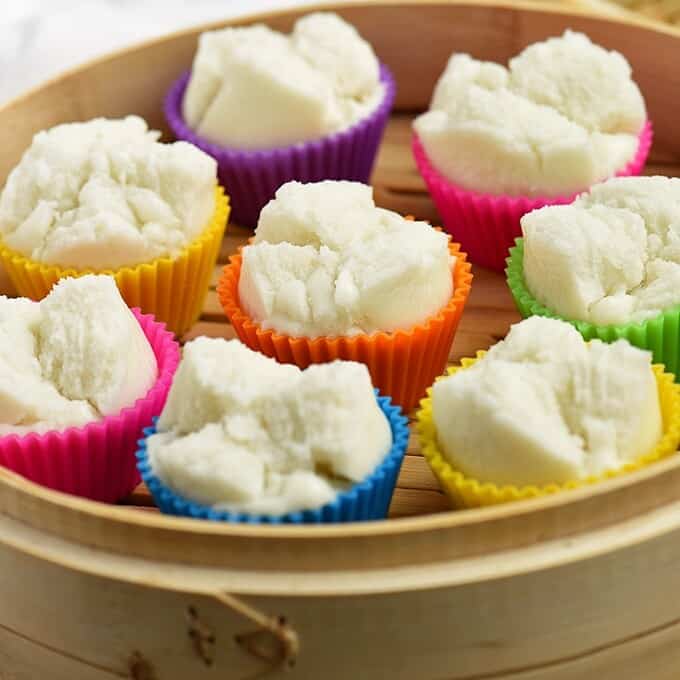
xmin=0 ymin=310 xmax=180 ymax=502
xmin=136 ymin=392 xmax=409 ymax=524
xmin=164 ymin=64 xmax=396 ymax=227
xmin=412 ymin=120 xmax=653 ymax=272
xmin=217 ymin=240 xmax=473 ymax=413
xmin=506 ymin=238 xmax=680 ymax=376
xmin=0 ymin=187 xmax=230 ymax=337
xmin=417 ymin=354 xmax=680 ymax=508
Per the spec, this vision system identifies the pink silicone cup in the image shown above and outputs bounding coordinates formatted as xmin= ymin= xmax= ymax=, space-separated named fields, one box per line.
xmin=0 ymin=309 xmax=180 ymax=502
xmin=412 ymin=119 xmax=653 ymax=272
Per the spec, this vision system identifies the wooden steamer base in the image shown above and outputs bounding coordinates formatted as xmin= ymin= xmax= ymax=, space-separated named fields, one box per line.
xmin=2 ymin=3 xmax=680 ymax=678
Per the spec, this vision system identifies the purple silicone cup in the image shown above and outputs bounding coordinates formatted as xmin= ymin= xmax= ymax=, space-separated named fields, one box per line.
xmin=164 ymin=64 xmax=396 ymax=227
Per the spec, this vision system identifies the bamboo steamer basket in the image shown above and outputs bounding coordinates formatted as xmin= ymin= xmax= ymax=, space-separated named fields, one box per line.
xmin=575 ymin=0 xmax=680 ymax=27
xmin=3 ymin=2 xmax=680 ymax=678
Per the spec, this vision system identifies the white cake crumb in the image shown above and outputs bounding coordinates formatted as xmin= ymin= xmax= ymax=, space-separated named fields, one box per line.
xmin=238 ymin=180 xmax=454 ymax=337
xmin=0 ymin=275 xmax=157 ymax=435
xmin=432 ymin=317 xmax=662 ymax=486
xmin=0 ymin=116 xmax=217 ymax=269
xmin=522 ymin=176 xmax=680 ymax=325
xmin=414 ymin=31 xmax=646 ymax=196
xmin=182 ymin=13 xmax=384 ymax=148
xmin=149 ymin=337 xmax=391 ymax=514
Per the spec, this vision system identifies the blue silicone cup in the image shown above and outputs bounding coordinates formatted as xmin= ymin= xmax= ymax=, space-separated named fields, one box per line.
xmin=136 ymin=392 xmax=409 ymax=524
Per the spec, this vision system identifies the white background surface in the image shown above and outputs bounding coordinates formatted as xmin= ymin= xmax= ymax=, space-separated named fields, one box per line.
xmin=0 ymin=0 xmax=323 ymax=104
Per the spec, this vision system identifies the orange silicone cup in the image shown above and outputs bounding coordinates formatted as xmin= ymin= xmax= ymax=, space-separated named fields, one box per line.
xmin=217 ymin=238 xmax=472 ymax=413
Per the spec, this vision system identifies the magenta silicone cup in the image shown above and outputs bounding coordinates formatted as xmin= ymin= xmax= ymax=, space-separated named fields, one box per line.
xmin=165 ymin=63 xmax=396 ymax=227
xmin=0 ymin=309 xmax=180 ymax=502
xmin=412 ymin=119 xmax=653 ymax=272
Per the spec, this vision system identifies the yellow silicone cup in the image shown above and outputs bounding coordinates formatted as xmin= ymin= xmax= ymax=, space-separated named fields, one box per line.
xmin=0 ymin=186 xmax=229 ymax=337
xmin=416 ymin=352 xmax=680 ymax=509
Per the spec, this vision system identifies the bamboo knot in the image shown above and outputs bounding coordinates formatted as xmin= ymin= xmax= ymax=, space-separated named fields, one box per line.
xmin=186 ymin=605 xmax=216 ymax=666
xmin=187 ymin=595 xmax=299 ymax=676
xmin=234 ymin=614 xmax=299 ymax=671
xmin=127 ymin=651 xmax=157 ymax=680
xmin=217 ymin=592 xmax=299 ymax=673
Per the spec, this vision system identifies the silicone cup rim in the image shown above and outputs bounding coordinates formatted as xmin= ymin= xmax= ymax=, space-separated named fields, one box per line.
xmin=136 ymin=391 xmax=410 ymax=524
xmin=416 ymin=353 xmax=680 ymax=507
xmin=0 ymin=308 xmax=180 ymax=446
xmin=506 ymin=236 xmax=680 ymax=377
xmin=216 ymin=238 xmax=472 ymax=344
xmin=412 ymin=119 xmax=653 ymax=204
xmin=164 ymin=63 xmax=397 ymax=161
xmin=0 ymin=186 xmax=229 ymax=281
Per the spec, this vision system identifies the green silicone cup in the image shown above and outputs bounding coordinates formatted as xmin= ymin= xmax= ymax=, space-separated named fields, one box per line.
xmin=505 ymin=237 xmax=680 ymax=377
